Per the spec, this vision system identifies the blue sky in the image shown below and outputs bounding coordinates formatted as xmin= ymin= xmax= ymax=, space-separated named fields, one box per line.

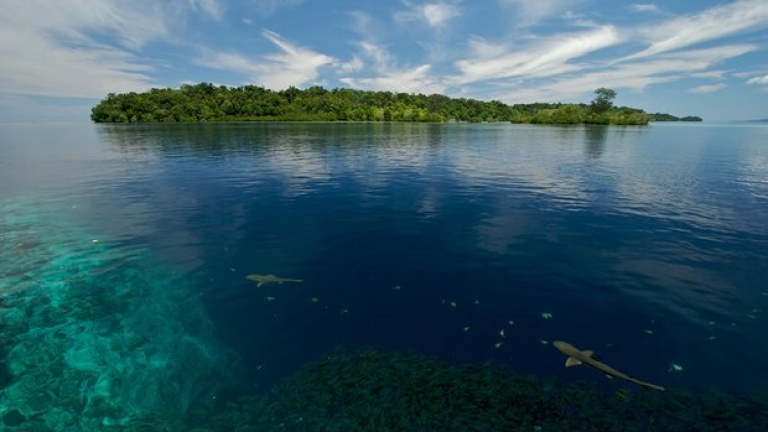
xmin=1 ymin=0 xmax=767 ymax=122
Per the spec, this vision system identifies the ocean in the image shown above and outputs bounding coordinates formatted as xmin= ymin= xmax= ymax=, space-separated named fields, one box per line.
xmin=1 ymin=122 xmax=767 ymax=430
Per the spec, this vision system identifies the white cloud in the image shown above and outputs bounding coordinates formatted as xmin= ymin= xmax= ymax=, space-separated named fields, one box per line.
xmin=341 ymin=64 xmax=442 ymax=94
xmin=690 ymin=70 xmax=727 ymax=79
xmin=628 ymin=0 xmax=768 ymax=59
xmin=187 ymin=0 xmax=223 ymax=20
xmin=630 ymin=4 xmax=659 ymax=13
xmin=422 ymin=3 xmax=461 ymax=26
xmin=0 ymin=0 xmax=225 ymax=99
xmin=0 ymin=1 xmax=170 ymax=98
xmin=464 ymin=36 xmax=509 ymax=59
xmin=347 ymin=11 xmax=374 ymax=36
xmin=747 ymin=75 xmax=768 ymax=85
xmin=340 ymin=42 xmax=443 ymax=94
xmin=198 ymin=29 xmax=336 ymax=90
xmin=689 ymin=84 xmax=726 ymax=93
xmin=453 ymin=26 xmax=621 ymax=84
xmin=356 ymin=42 xmax=394 ymax=71
xmin=336 ymin=56 xmax=365 ymax=74
xmin=395 ymin=2 xmax=461 ymax=28
xmin=495 ymin=44 xmax=756 ymax=103
xmin=496 ymin=0 xmax=582 ymax=26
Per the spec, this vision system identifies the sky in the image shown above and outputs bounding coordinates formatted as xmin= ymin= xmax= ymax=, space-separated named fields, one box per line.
xmin=1 ymin=0 xmax=767 ymax=122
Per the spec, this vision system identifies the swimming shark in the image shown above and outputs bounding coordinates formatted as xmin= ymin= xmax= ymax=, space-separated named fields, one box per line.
xmin=246 ymin=274 xmax=304 ymax=288
xmin=553 ymin=341 xmax=666 ymax=391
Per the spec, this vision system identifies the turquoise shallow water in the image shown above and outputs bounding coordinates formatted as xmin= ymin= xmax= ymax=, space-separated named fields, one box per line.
xmin=1 ymin=122 xmax=768 ymax=430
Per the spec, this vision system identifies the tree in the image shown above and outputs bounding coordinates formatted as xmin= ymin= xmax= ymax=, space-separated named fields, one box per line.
xmin=590 ymin=88 xmax=616 ymax=114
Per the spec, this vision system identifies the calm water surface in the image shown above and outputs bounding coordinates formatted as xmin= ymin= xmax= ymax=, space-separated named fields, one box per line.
xmin=1 ymin=122 xmax=767 ymax=426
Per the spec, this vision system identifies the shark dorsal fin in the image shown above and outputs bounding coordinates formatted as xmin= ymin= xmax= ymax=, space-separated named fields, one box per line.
xmin=565 ymin=357 xmax=582 ymax=367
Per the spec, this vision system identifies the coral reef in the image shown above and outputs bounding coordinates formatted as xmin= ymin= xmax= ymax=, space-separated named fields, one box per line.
xmin=0 ymin=196 xmax=243 ymax=431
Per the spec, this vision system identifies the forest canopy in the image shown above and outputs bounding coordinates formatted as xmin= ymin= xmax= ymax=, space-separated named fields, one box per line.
xmin=90 ymin=83 xmax=700 ymax=126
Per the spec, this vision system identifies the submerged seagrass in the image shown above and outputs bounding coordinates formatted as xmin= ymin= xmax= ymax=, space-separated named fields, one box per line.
xmin=199 ymin=347 xmax=768 ymax=432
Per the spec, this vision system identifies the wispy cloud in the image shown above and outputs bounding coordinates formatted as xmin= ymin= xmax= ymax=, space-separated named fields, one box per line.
xmin=494 ymin=44 xmax=756 ymax=103
xmin=453 ymin=25 xmax=621 ymax=84
xmin=198 ymin=29 xmax=336 ymax=89
xmin=340 ymin=64 xmax=441 ymax=94
xmin=689 ymin=84 xmax=727 ymax=93
xmin=249 ymin=0 xmax=304 ymax=17
xmin=496 ymin=0 xmax=581 ymax=26
xmin=188 ymin=0 xmax=224 ymax=20
xmin=339 ymin=42 xmax=443 ymax=94
xmin=630 ymin=4 xmax=660 ymax=13
xmin=0 ymin=1 xmax=174 ymax=98
xmin=451 ymin=0 xmax=765 ymax=104
xmin=747 ymin=74 xmax=768 ymax=85
xmin=356 ymin=42 xmax=395 ymax=72
xmin=628 ymin=0 xmax=768 ymax=59
xmin=346 ymin=11 xmax=375 ymax=38
xmin=690 ymin=70 xmax=727 ymax=79
xmin=336 ymin=56 xmax=365 ymax=74
xmin=394 ymin=2 xmax=461 ymax=28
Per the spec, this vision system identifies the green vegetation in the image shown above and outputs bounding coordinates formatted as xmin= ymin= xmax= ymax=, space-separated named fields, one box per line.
xmin=651 ymin=113 xmax=703 ymax=122
xmin=590 ymin=87 xmax=617 ymax=114
xmin=196 ymin=347 xmax=768 ymax=432
xmin=91 ymin=83 xmax=697 ymax=126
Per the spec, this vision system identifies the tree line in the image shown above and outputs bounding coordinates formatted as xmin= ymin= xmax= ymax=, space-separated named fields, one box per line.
xmin=90 ymin=83 xmax=699 ymax=125
xmin=649 ymin=113 xmax=703 ymax=122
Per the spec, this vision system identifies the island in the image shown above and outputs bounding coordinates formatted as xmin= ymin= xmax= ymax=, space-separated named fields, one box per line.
xmin=91 ymin=83 xmax=699 ymax=126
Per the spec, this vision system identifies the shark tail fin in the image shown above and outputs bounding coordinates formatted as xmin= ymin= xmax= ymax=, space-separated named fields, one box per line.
xmin=565 ymin=357 xmax=582 ymax=367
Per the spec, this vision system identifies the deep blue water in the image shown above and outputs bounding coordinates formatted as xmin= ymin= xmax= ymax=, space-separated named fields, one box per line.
xmin=1 ymin=122 xmax=768 ymax=426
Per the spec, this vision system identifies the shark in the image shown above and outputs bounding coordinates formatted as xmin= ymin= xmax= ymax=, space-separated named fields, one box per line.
xmin=246 ymin=274 xmax=304 ymax=288
xmin=553 ymin=341 xmax=666 ymax=391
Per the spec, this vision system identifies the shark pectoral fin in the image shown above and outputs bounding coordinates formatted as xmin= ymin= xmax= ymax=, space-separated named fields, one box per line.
xmin=565 ymin=357 xmax=582 ymax=367
xmin=257 ymin=282 xmax=265 ymax=287
xmin=581 ymin=350 xmax=602 ymax=361
xmin=605 ymin=375 xmax=614 ymax=380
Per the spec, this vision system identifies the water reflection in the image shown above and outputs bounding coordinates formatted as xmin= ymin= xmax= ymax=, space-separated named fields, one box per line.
xmin=584 ymin=125 xmax=608 ymax=159
xmin=97 ymin=122 xmax=446 ymax=157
